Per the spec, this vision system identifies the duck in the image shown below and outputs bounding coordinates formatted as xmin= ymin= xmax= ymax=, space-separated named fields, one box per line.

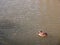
xmin=38 ymin=31 xmax=48 ymax=38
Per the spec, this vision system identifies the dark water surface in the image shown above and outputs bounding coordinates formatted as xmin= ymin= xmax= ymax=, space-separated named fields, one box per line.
xmin=0 ymin=0 xmax=60 ymax=45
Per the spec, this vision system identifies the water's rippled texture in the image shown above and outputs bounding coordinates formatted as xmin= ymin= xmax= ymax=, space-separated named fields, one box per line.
xmin=0 ymin=0 xmax=60 ymax=45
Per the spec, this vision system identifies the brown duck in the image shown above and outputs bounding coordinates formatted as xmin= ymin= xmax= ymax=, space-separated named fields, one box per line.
xmin=38 ymin=31 xmax=48 ymax=38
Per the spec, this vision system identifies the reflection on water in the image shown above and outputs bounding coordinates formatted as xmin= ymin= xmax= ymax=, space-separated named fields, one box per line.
xmin=0 ymin=0 xmax=60 ymax=45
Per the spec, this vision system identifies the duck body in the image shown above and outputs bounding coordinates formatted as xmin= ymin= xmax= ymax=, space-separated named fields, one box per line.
xmin=38 ymin=31 xmax=48 ymax=38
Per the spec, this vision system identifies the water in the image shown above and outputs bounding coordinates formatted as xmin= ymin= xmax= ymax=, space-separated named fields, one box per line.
xmin=0 ymin=0 xmax=60 ymax=45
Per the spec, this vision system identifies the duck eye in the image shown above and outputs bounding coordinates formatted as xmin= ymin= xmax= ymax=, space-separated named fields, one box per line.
xmin=40 ymin=31 xmax=42 ymax=32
